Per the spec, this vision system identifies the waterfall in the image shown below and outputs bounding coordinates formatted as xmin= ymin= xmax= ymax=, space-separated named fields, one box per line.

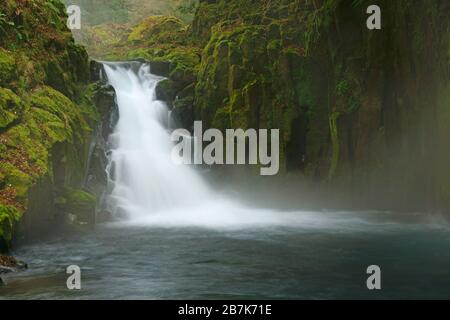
xmin=102 ymin=61 xmax=305 ymax=229
xmin=103 ymin=62 xmax=210 ymax=219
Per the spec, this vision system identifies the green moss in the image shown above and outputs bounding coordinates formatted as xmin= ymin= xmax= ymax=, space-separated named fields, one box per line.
xmin=0 ymin=88 xmax=25 ymax=129
xmin=0 ymin=204 xmax=21 ymax=253
xmin=95 ymin=13 xmax=201 ymax=86
xmin=0 ymin=86 xmax=96 ymax=211
xmin=0 ymin=48 xmax=15 ymax=86
xmin=128 ymin=15 xmax=184 ymax=43
xmin=0 ymin=163 xmax=32 ymax=198
xmin=0 ymin=0 xmax=100 ymax=249
xmin=66 ymin=189 xmax=96 ymax=206
xmin=128 ymin=46 xmax=200 ymax=84
xmin=63 ymin=188 xmax=96 ymax=224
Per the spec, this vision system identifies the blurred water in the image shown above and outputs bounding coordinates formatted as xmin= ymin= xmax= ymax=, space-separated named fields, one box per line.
xmin=103 ymin=62 xmax=211 ymax=218
xmin=1 ymin=211 xmax=450 ymax=300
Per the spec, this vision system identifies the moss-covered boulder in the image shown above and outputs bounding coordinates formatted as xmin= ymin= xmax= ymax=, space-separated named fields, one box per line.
xmin=0 ymin=88 xmax=25 ymax=129
xmin=155 ymin=79 xmax=179 ymax=103
xmin=57 ymin=189 xmax=96 ymax=226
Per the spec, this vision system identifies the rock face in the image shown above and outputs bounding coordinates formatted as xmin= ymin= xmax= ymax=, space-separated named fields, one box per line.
xmin=114 ymin=0 xmax=449 ymax=214
xmin=85 ymin=79 xmax=118 ymax=215
xmin=0 ymin=0 xmax=107 ymax=251
xmin=194 ymin=0 xmax=449 ymax=214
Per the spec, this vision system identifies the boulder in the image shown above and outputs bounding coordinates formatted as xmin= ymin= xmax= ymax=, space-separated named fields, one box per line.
xmin=0 ymin=254 xmax=27 ymax=274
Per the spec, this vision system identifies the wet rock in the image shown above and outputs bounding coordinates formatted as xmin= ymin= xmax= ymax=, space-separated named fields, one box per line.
xmin=156 ymin=79 xmax=178 ymax=104
xmin=61 ymin=189 xmax=97 ymax=227
xmin=97 ymin=210 xmax=113 ymax=223
xmin=0 ymin=254 xmax=27 ymax=287
xmin=0 ymin=254 xmax=27 ymax=274
xmin=172 ymin=84 xmax=195 ymax=129
xmin=149 ymin=61 xmax=171 ymax=78
xmin=84 ymin=83 xmax=117 ymax=204
xmin=90 ymin=60 xmax=105 ymax=82
xmin=93 ymin=83 xmax=117 ymax=140
xmin=130 ymin=59 xmax=171 ymax=78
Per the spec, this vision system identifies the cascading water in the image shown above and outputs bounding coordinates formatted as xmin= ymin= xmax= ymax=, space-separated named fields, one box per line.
xmin=101 ymin=61 xmax=374 ymax=229
xmin=101 ymin=61 xmax=291 ymax=228
xmin=103 ymin=62 xmax=210 ymax=219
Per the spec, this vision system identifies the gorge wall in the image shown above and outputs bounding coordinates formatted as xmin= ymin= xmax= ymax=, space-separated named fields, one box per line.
xmin=0 ymin=0 xmax=110 ymax=251
xmin=107 ymin=0 xmax=449 ymax=213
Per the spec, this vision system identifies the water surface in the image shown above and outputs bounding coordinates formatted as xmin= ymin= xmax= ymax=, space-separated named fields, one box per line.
xmin=2 ymin=210 xmax=450 ymax=300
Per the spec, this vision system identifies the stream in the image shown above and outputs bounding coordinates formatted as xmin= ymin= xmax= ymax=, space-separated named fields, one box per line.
xmin=1 ymin=62 xmax=450 ymax=300
xmin=1 ymin=211 xmax=450 ymax=299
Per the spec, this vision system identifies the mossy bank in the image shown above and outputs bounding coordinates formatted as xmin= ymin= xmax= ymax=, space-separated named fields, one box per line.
xmin=0 ymin=0 xmax=105 ymax=252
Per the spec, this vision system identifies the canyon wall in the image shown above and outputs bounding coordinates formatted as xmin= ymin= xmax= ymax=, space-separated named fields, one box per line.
xmin=111 ymin=0 xmax=449 ymax=213
xmin=0 ymin=0 xmax=106 ymax=251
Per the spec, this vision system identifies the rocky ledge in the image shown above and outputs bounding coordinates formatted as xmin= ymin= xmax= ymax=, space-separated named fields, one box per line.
xmin=0 ymin=254 xmax=27 ymax=286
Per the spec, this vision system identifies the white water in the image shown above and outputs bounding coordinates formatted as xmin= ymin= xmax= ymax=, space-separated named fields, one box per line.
xmin=103 ymin=62 xmax=210 ymax=218
xmin=103 ymin=62 xmax=303 ymax=229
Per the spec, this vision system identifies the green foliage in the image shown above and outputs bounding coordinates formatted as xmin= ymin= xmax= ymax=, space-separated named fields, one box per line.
xmin=0 ymin=49 xmax=15 ymax=86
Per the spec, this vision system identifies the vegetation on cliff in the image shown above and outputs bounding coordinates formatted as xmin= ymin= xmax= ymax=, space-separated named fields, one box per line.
xmin=114 ymin=0 xmax=449 ymax=213
xmin=61 ymin=0 xmax=197 ymax=58
xmin=0 ymin=0 xmax=98 ymax=251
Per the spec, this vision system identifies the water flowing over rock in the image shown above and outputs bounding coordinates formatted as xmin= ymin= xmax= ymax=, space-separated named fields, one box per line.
xmin=102 ymin=61 xmax=210 ymax=218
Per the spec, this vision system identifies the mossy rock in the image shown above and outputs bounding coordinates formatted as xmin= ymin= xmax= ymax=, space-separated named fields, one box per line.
xmin=0 ymin=49 xmax=15 ymax=86
xmin=0 ymin=0 xmax=100 ymax=247
xmin=127 ymin=15 xmax=184 ymax=43
xmin=172 ymin=84 xmax=196 ymax=128
xmin=149 ymin=61 xmax=171 ymax=77
xmin=63 ymin=189 xmax=96 ymax=225
xmin=155 ymin=79 xmax=178 ymax=103
xmin=0 ymin=204 xmax=21 ymax=253
xmin=0 ymin=85 xmax=96 ymax=214
xmin=0 ymin=88 xmax=25 ymax=129
xmin=0 ymin=162 xmax=32 ymax=199
xmin=128 ymin=46 xmax=200 ymax=85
